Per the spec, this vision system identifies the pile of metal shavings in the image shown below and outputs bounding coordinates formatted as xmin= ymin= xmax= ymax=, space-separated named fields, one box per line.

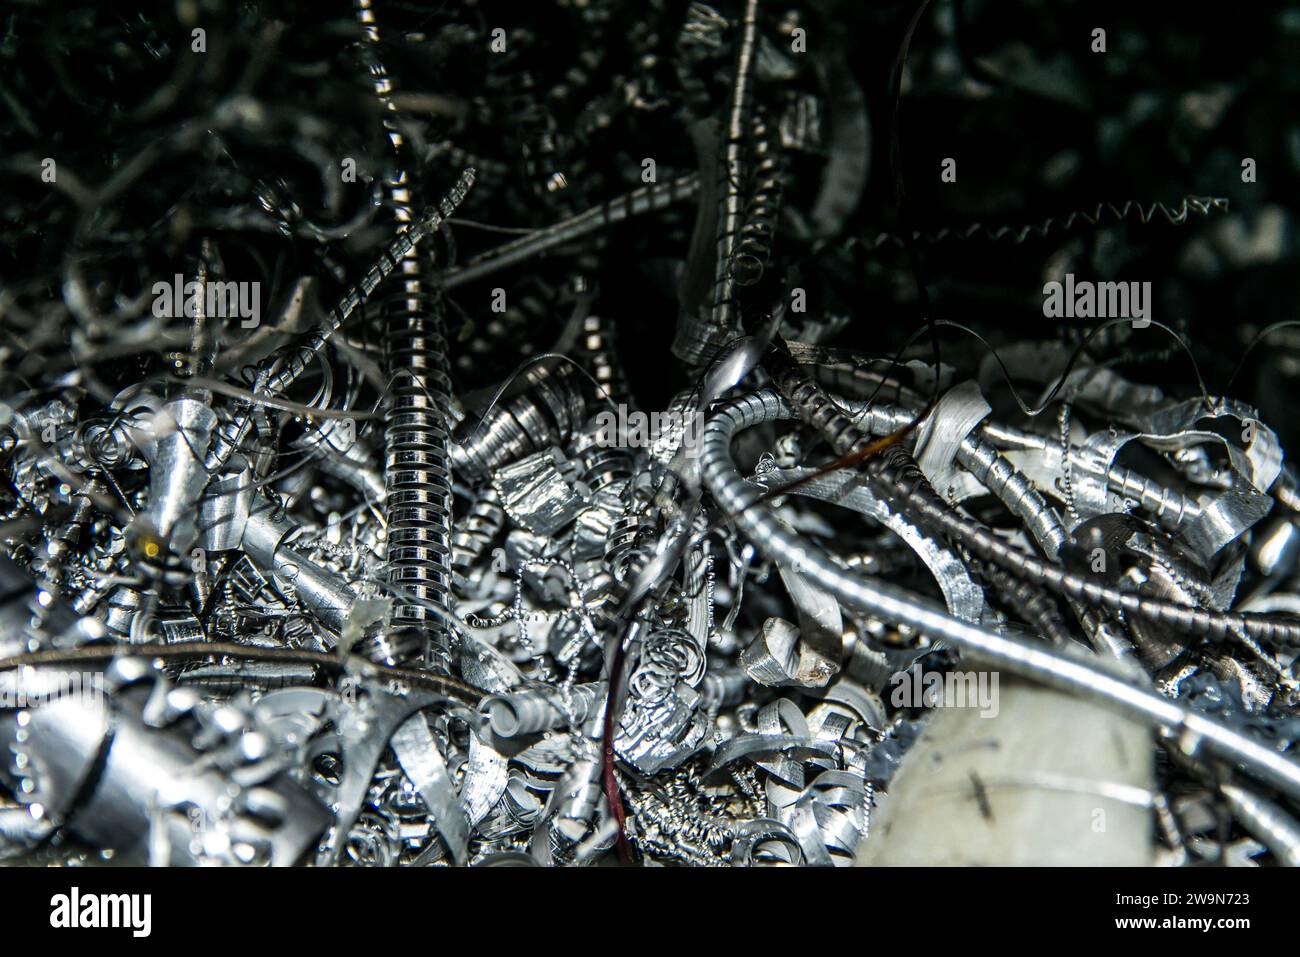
xmin=2 ymin=0 xmax=1300 ymax=867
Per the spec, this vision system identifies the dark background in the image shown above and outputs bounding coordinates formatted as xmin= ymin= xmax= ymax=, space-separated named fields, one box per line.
xmin=1 ymin=0 xmax=1297 ymax=443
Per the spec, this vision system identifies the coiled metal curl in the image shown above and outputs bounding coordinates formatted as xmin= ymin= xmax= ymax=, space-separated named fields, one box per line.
xmin=576 ymin=443 xmax=634 ymax=493
xmin=729 ymin=108 xmax=785 ymax=288
xmin=968 ymin=555 xmax=1073 ymax=646
xmin=606 ymin=506 xmax=653 ymax=584
xmin=672 ymin=0 xmax=763 ymax=368
xmin=628 ymin=627 xmax=705 ymax=704
xmin=576 ymin=313 xmax=634 ymax=409
xmin=451 ymin=487 xmax=506 ymax=594
xmin=450 ymin=364 xmax=586 ymax=480
xmin=357 ymin=0 xmax=455 ymax=669
xmin=379 ymin=261 xmax=457 ymax=665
